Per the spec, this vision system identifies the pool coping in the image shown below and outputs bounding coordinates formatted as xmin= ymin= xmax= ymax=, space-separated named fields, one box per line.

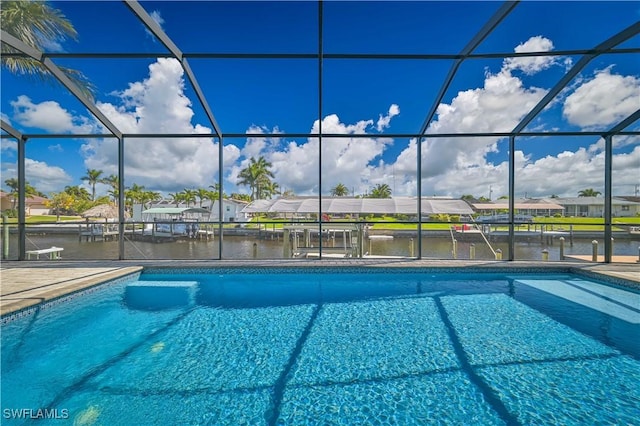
xmin=1 ymin=266 xmax=143 ymax=318
xmin=1 ymin=260 xmax=638 ymax=322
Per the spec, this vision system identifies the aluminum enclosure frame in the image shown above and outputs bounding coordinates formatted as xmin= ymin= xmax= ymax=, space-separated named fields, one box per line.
xmin=1 ymin=0 xmax=639 ymax=262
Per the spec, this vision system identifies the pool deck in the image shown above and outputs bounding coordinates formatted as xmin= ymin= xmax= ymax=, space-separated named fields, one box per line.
xmin=1 ymin=259 xmax=638 ymax=317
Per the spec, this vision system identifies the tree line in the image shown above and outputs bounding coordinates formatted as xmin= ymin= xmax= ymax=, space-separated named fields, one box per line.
xmin=3 ymin=160 xmax=606 ymax=218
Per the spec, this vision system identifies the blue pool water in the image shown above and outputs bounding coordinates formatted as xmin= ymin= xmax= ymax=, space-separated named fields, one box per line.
xmin=2 ymin=269 xmax=639 ymax=425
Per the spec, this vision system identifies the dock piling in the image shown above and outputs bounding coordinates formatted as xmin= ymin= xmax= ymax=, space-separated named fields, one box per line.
xmin=2 ymin=213 xmax=8 ymax=260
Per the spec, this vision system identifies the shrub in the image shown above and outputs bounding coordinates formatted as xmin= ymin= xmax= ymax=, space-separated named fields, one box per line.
xmin=2 ymin=209 xmax=18 ymax=218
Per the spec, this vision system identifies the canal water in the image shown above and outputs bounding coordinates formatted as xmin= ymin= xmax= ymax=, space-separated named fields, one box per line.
xmin=8 ymin=232 xmax=640 ymax=262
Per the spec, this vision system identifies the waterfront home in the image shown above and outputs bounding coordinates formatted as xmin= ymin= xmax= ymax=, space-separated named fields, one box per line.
xmin=471 ymin=198 xmax=565 ymax=218
xmin=208 ymin=199 xmax=250 ymax=222
xmin=0 ymin=191 xmax=50 ymax=216
xmin=543 ymin=197 xmax=640 ymax=217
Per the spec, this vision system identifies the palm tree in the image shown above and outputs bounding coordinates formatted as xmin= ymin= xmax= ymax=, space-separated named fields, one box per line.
xmin=139 ymin=190 xmax=161 ymax=210
xmin=1 ymin=1 xmax=95 ymax=99
xmin=578 ymin=188 xmax=601 ymax=197
xmin=81 ymin=169 xmax=103 ymax=201
xmin=209 ymin=183 xmax=223 ymax=198
xmin=101 ymin=174 xmax=119 ymax=202
xmin=230 ymin=193 xmax=251 ymax=202
xmin=196 ymin=188 xmax=210 ymax=207
xmin=369 ymin=183 xmax=392 ymax=198
xmin=238 ymin=156 xmax=275 ymax=200
xmin=4 ymin=178 xmax=37 ymax=209
xmin=331 ymin=183 xmax=349 ymax=197
xmin=63 ymin=185 xmax=91 ymax=201
xmin=203 ymin=189 xmax=219 ymax=210
xmin=124 ymin=183 xmax=146 ymax=214
xmin=4 ymin=178 xmax=19 ymax=208
xmin=259 ymin=180 xmax=280 ymax=199
xmin=182 ymin=189 xmax=197 ymax=207
xmin=169 ymin=192 xmax=185 ymax=207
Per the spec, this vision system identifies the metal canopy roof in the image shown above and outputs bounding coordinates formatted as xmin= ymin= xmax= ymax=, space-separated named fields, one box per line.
xmin=472 ymin=203 xmax=564 ymax=211
xmin=142 ymin=207 xmax=210 ymax=215
xmin=243 ymin=197 xmax=474 ymax=215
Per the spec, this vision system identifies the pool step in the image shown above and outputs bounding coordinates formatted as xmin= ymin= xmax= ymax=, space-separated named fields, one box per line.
xmin=124 ymin=281 xmax=198 ymax=310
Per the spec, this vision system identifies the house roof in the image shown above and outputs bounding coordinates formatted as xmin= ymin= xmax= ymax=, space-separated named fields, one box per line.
xmin=472 ymin=202 xmax=565 ymax=210
xmin=0 ymin=191 xmax=48 ymax=205
xmin=547 ymin=197 xmax=640 ymax=206
xmin=142 ymin=207 xmax=210 ymax=215
xmin=242 ymin=197 xmax=474 ymax=215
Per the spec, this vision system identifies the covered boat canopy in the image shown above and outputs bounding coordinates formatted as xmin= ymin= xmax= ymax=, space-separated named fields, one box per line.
xmin=142 ymin=207 xmax=211 ymax=220
xmin=242 ymin=197 xmax=474 ymax=215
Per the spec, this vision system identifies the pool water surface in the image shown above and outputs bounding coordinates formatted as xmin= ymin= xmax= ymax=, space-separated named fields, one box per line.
xmin=1 ymin=269 xmax=639 ymax=425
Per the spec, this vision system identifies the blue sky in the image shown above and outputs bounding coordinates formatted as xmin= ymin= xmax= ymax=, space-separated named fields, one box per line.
xmin=1 ymin=1 xmax=639 ymax=200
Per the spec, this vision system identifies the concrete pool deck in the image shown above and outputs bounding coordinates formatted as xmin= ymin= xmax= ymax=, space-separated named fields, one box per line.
xmin=1 ymin=259 xmax=638 ymax=316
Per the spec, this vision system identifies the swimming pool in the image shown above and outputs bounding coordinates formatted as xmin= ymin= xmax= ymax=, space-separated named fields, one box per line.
xmin=2 ymin=268 xmax=639 ymax=425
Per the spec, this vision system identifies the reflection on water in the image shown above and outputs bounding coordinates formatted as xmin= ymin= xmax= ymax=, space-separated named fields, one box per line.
xmin=6 ymin=231 xmax=640 ymax=261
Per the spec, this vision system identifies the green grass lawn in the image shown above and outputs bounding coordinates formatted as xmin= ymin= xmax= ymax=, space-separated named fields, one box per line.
xmin=3 ymin=215 xmax=82 ymax=224
xmin=534 ymin=216 xmax=640 ymax=225
xmin=5 ymin=214 xmax=639 ymax=231
xmin=246 ymin=215 xmax=639 ymax=232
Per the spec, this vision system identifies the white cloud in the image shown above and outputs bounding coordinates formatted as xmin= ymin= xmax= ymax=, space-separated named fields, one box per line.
xmin=1 ymin=158 xmax=72 ymax=194
xmin=226 ymin=112 xmax=394 ymax=196
xmin=241 ymin=125 xmax=284 ymax=159
xmin=563 ymin=67 xmax=640 ymax=129
xmin=150 ymin=11 xmax=165 ymax=30
xmin=504 ymin=36 xmax=563 ymax=75
xmin=225 ymin=105 xmax=399 ymax=196
xmin=391 ymin=61 xmax=548 ymax=190
xmin=83 ymin=58 xmax=231 ymax=193
xmin=143 ymin=10 xmax=166 ymax=40
xmin=7 ymin=35 xmax=637 ymax=199
xmin=10 ymin=95 xmax=95 ymax=133
xmin=277 ymin=113 xmax=394 ymax=195
xmin=376 ymin=104 xmax=400 ymax=131
xmin=39 ymin=38 xmax=63 ymax=53
xmin=387 ymin=37 xmax=639 ymax=198
xmin=82 ymin=42 xmax=634 ymax=199
xmin=1 ymin=139 xmax=17 ymax=153
xmin=25 ymin=158 xmax=73 ymax=194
